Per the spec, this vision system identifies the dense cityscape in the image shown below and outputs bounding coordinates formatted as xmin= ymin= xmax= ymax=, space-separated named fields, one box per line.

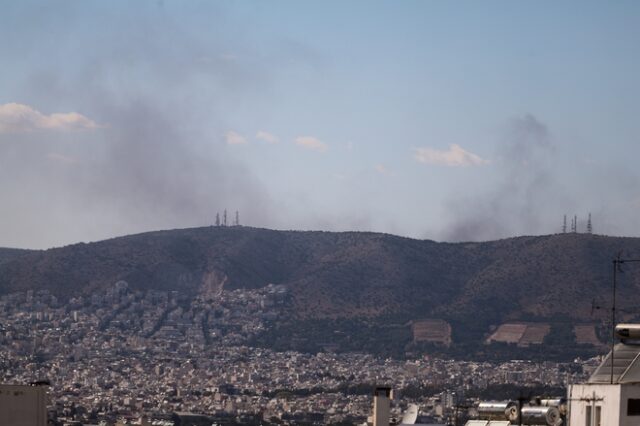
xmin=2 ymin=0 xmax=639 ymax=425
xmin=0 ymin=282 xmax=597 ymax=425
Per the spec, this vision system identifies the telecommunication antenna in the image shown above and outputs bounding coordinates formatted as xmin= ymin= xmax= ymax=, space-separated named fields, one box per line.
xmin=223 ymin=209 xmax=227 ymax=226
xmin=587 ymin=213 xmax=592 ymax=234
xmin=562 ymin=215 xmax=567 ymax=233
xmin=234 ymin=211 xmax=239 ymax=226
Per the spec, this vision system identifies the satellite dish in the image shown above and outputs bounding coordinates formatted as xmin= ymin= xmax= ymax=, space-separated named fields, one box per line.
xmin=399 ymin=404 xmax=418 ymax=425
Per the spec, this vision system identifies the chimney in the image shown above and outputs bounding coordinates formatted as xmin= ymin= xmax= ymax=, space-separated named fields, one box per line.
xmin=373 ymin=386 xmax=392 ymax=426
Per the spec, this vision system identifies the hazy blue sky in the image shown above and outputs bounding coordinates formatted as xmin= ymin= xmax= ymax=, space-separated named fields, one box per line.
xmin=1 ymin=1 xmax=639 ymax=248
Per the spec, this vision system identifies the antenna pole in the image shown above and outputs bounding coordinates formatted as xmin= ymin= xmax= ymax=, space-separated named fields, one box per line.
xmin=611 ymin=256 xmax=618 ymax=384
xmin=517 ymin=395 xmax=527 ymax=426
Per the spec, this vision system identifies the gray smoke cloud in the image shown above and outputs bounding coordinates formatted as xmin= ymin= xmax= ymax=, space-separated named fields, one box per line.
xmin=83 ymin=100 xmax=271 ymax=230
xmin=443 ymin=114 xmax=564 ymax=242
xmin=0 ymin=2 xmax=277 ymax=248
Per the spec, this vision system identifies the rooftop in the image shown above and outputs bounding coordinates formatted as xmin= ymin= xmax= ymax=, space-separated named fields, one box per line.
xmin=589 ymin=342 xmax=640 ymax=384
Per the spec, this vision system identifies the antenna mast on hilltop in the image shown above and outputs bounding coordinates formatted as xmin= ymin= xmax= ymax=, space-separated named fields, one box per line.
xmin=234 ymin=211 xmax=240 ymax=226
xmin=223 ymin=209 xmax=227 ymax=226
xmin=562 ymin=215 xmax=567 ymax=233
xmin=215 ymin=212 xmax=220 ymax=227
xmin=587 ymin=213 xmax=593 ymax=234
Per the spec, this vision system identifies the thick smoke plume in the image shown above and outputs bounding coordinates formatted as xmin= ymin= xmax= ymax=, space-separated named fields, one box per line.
xmin=444 ymin=114 xmax=560 ymax=242
xmin=0 ymin=3 xmax=274 ymax=248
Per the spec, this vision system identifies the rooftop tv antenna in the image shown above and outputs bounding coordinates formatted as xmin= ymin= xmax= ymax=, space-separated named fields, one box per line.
xmin=610 ymin=254 xmax=640 ymax=383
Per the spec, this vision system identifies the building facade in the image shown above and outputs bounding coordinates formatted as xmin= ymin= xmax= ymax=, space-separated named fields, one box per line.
xmin=0 ymin=384 xmax=48 ymax=426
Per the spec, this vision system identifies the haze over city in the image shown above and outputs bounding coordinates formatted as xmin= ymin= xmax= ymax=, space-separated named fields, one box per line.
xmin=1 ymin=1 xmax=639 ymax=249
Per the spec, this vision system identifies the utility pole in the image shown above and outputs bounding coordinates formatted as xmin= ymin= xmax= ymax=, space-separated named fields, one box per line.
xmin=516 ymin=395 xmax=529 ymax=426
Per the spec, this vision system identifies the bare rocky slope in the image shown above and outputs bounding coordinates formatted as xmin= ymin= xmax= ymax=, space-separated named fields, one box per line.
xmin=1 ymin=227 xmax=638 ymax=359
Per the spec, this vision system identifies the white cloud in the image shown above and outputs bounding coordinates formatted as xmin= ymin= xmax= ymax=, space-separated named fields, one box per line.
xmin=295 ymin=136 xmax=327 ymax=152
xmin=332 ymin=173 xmax=347 ymax=181
xmin=220 ymin=53 xmax=239 ymax=61
xmin=374 ymin=164 xmax=391 ymax=175
xmin=414 ymin=144 xmax=488 ymax=167
xmin=47 ymin=153 xmax=78 ymax=164
xmin=0 ymin=103 xmax=99 ymax=133
xmin=225 ymin=130 xmax=247 ymax=145
xmin=256 ymin=131 xmax=279 ymax=144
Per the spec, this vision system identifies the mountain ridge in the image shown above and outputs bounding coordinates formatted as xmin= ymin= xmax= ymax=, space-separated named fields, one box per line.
xmin=1 ymin=226 xmax=637 ymax=358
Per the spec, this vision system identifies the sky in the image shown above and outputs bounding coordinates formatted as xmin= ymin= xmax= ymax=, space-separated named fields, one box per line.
xmin=1 ymin=1 xmax=639 ymax=249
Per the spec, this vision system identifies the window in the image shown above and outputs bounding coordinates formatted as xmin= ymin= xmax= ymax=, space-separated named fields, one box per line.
xmin=628 ymin=398 xmax=640 ymax=416
xmin=585 ymin=405 xmax=602 ymax=426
